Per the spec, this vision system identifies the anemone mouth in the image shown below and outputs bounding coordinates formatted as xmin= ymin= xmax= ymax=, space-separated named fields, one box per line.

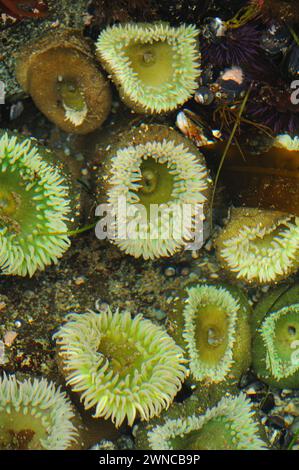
xmin=260 ymin=304 xmax=299 ymax=380
xmin=217 ymin=209 xmax=299 ymax=284
xmin=56 ymin=77 xmax=88 ymax=127
xmin=0 ymin=412 xmax=50 ymax=450
xmin=182 ymin=285 xmax=239 ymax=383
xmin=125 ymin=41 xmax=174 ymax=87
xmin=136 ymin=158 xmax=174 ymax=206
xmin=96 ymin=23 xmax=200 ymax=113
xmin=107 ymin=139 xmax=209 ymax=259
xmin=0 ymin=132 xmax=71 ymax=277
xmin=54 ymin=309 xmax=187 ymax=428
xmin=147 ymin=394 xmax=265 ymax=450
xmin=0 ymin=375 xmax=77 ymax=450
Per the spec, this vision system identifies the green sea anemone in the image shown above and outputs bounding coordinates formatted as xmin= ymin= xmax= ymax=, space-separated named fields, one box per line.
xmin=0 ymin=131 xmax=76 ymax=277
xmin=96 ymin=23 xmax=200 ymax=114
xmin=168 ymin=283 xmax=251 ymax=391
xmin=274 ymin=134 xmax=299 ymax=151
xmin=0 ymin=374 xmax=78 ymax=450
xmin=54 ymin=308 xmax=187 ymax=428
xmin=252 ymin=284 xmax=299 ymax=388
xmin=98 ymin=124 xmax=211 ymax=260
xmin=215 ymin=207 xmax=299 ymax=285
xmin=136 ymin=393 xmax=266 ymax=450
xmin=16 ymin=29 xmax=112 ymax=134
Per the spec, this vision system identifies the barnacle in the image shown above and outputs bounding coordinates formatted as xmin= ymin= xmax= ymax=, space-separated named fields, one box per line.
xmin=136 ymin=393 xmax=266 ymax=450
xmin=0 ymin=131 xmax=76 ymax=277
xmin=16 ymin=29 xmax=112 ymax=134
xmin=54 ymin=308 xmax=187 ymax=428
xmin=252 ymin=284 xmax=299 ymax=388
xmin=0 ymin=374 xmax=78 ymax=450
xmin=97 ymin=124 xmax=212 ymax=260
xmin=168 ymin=283 xmax=251 ymax=388
xmin=96 ymin=23 xmax=200 ymax=114
xmin=215 ymin=207 xmax=299 ymax=284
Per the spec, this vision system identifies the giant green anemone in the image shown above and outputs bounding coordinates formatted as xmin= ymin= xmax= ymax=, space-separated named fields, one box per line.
xmin=0 ymin=374 xmax=78 ymax=450
xmin=215 ymin=207 xmax=299 ymax=285
xmin=168 ymin=283 xmax=251 ymax=391
xmin=0 ymin=131 xmax=76 ymax=277
xmin=16 ymin=29 xmax=112 ymax=134
xmin=54 ymin=308 xmax=187 ymax=428
xmin=97 ymin=124 xmax=211 ymax=259
xmin=252 ymin=284 xmax=299 ymax=388
xmin=135 ymin=393 xmax=266 ymax=450
xmin=96 ymin=23 xmax=200 ymax=114
xmin=274 ymin=134 xmax=299 ymax=152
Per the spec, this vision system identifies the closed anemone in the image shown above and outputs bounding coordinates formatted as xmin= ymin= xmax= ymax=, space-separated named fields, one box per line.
xmin=0 ymin=132 xmax=74 ymax=277
xmin=96 ymin=23 xmax=200 ymax=114
xmin=0 ymin=374 xmax=78 ymax=450
xmin=252 ymin=287 xmax=299 ymax=389
xmin=168 ymin=283 xmax=251 ymax=389
xmin=16 ymin=29 xmax=112 ymax=134
xmin=54 ymin=308 xmax=187 ymax=428
xmin=215 ymin=207 xmax=299 ymax=284
xmin=146 ymin=394 xmax=265 ymax=450
xmin=183 ymin=285 xmax=239 ymax=383
xmin=260 ymin=306 xmax=299 ymax=380
xmin=101 ymin=125 xmax=211 ymax=260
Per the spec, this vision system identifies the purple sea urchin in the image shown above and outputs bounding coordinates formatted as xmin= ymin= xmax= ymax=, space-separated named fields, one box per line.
xmin=247 ymin=82 xmax=299 ymax=136
xmin=96 ymin=23 xmax=200 ymax=114
xmin=202 ymin=21 xmax=262 ymax=70
xmin=0 ymin=131 xmax=74 ymax=277
xmin=0 ymin=374 xmax=78 ymax=450
xmin=54 ymin=308 xmax=187 ymax=428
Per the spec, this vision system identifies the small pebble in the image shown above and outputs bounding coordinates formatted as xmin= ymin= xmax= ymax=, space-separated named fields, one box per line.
xmin=164 ymin=267 xmax=176 ymax=277
xmin=74 ymin=276 xmax=85 ymax=286
xmin=3 ymin=331 xmax=18 ymax=347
